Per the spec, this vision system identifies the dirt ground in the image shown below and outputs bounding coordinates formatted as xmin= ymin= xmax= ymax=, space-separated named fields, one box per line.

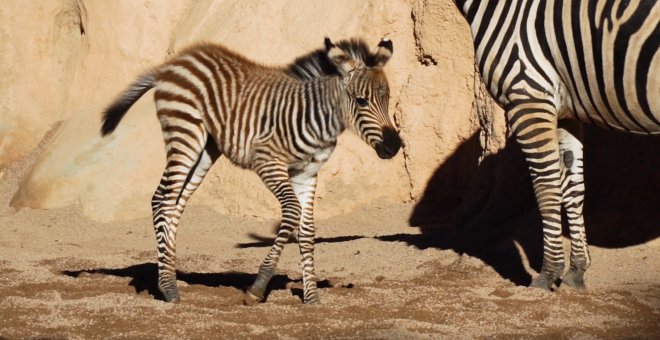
xmin=1 ymin=162 xmax=659 ymax=339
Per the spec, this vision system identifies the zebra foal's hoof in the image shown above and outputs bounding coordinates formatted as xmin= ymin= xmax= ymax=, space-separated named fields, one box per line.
xmin=160 ymin=288 xmax=181 ymax=303
xmin=303 ymin=297 xmax=321 ymax=305
xmin=561 ymin=269 xmax=586 ymax=290
xmin=243 ymin=290 xmax=263 ymax=306
xmin=302 ymin=289 xmax=321 ymax=304
xmin=529 ymin=276 xmax=553 ymax=291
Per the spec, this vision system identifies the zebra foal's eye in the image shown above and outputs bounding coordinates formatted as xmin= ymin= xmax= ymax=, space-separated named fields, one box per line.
xmin=356 ymin=97 xmax=369 ymax=108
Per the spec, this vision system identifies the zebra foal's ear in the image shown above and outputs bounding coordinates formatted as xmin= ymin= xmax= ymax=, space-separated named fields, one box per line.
xmin=371 ymin=37 xmax=393 ymax=68
xmin=325 ymin=37 xmax=356 ymax=77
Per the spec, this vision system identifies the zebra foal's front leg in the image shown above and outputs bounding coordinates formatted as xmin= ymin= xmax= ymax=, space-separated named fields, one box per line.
xmin=291 ymin=173 xmax=320 ymax=304
xmin=245 ymin=160 xmax=302 ymax=305
xmin=557 ymin=124 xmax=590 ymax=289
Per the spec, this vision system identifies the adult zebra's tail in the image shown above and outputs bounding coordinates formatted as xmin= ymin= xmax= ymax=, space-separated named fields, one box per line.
xmin=100 ymin=71 xmax=157 ymax=136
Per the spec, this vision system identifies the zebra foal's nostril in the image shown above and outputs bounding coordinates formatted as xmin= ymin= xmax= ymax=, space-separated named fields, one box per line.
xmin=375 ymin=126 xmax=401 ymax=159
xmin=383 ymin=126 xmax=401 ymax=153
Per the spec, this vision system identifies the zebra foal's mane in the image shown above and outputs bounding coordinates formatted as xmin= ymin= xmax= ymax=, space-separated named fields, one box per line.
xmin=285 ymin=38 xmax=378 ymax=81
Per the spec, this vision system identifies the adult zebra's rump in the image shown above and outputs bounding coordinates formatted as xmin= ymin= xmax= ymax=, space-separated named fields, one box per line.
xmin=100 ymin=37 xmax=400 ymax=304
xmin=454 ymin=0 xmax=659 ymax=289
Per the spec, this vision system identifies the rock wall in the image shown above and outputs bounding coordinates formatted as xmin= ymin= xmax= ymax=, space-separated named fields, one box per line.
xmin=4 ymin=0 xmax=656 ymax=240
xmin=3 ymin=0 xmax=497 ymax=222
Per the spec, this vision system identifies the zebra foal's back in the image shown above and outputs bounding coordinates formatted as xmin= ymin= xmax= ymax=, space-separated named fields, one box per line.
xmin=153 ymin=43 xmax=262 ymax=166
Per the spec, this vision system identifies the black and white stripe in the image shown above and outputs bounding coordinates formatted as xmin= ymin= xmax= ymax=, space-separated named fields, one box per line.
xmin=101 ymin=37 xmax=401 ymax=304
xmin=455 ymin=0 xmax=659 ymax=289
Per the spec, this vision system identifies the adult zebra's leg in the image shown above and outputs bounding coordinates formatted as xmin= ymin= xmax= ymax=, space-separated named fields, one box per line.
xmin=507 ymin=102 xmax=565 ymax=290
xmin=291 ymin=173 xmax=320 ymax=304
xmin=557 ymin=124 xmax=590 ymax=289
xmin=152 ymin=114 xmax=215 ymax=302
xmin=245 ymin=160 xmax=301 ymax=305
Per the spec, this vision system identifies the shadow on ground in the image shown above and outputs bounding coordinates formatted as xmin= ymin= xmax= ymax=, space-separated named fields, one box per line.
xmin=84 ymin=127 xmax=656 ymax=294
xmin=63 ymin=263 xmax=333 ymax=302
xmin=401 ymin=126 xmax=660 ymax=286
xmin=237 ymin=234 xmax=365 ymax=248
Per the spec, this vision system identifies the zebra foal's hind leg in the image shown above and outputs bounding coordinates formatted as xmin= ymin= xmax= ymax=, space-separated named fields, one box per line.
xmin=557 ymin=123 xmax=590 ymax=289
xmin=245 ymin=160 xmax=302 ymax=305
xmin=152 ymin=111 xmax=218 ymax=302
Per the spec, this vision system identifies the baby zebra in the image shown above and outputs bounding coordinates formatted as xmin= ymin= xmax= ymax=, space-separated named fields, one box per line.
xmin=100 ymin=37 xmax=401 ymax=304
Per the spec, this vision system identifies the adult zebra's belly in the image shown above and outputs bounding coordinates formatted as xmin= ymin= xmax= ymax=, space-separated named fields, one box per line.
xmin=551 ymin=0 xmax=660 ymax=135
xmin=564 ymin=81 xmax=660 ymax=135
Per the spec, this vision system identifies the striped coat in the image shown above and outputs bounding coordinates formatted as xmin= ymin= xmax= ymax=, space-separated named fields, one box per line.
xmin=101 ymin=37 xmax=401 ymax=303
xmin=455 ymin=0 xmax=658 ymax=289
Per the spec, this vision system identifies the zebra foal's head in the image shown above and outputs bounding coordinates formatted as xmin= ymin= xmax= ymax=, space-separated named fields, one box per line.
xmin=325 ymin=38 xmax=402 ymax=159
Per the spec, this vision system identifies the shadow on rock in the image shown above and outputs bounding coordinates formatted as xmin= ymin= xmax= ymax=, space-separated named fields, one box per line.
xmin=401 ymin=126 xmax=659 ymax=286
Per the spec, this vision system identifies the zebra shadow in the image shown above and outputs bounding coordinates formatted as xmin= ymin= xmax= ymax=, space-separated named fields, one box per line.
xmin=62 ymin=263 xmax=332 ymax=302
xmin=237 ymin=234 xmax=366 ymax=248
xmin=399 ymin=126 xmax=660 ymax=286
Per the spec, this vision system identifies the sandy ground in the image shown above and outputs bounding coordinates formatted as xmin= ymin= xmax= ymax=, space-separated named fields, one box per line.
xmin=1 ymin=162 xmax=659 ymax=339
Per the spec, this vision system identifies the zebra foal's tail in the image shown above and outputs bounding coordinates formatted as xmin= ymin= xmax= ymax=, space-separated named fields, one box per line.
xmin=100 ymin=71 xmax=157 ymax=136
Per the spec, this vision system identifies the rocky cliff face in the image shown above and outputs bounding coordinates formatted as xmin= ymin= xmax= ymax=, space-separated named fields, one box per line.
xmin=2 ymin=0 xmax=657 ymax=247
xmin=3 ymin=0 xmax=500 ymax=222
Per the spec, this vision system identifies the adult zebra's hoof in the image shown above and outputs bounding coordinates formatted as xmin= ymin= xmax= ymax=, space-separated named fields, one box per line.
xmin=243 ymin=290 xmax=263 ymax=306
xmin=160 ymin=287 xmax=181 ymax=303
xmin=561 ymin=269 xmax=586 ymax=290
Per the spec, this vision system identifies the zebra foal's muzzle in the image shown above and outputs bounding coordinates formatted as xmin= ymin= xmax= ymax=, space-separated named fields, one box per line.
xmin=375 ymin=126 xmax=402 ymax=159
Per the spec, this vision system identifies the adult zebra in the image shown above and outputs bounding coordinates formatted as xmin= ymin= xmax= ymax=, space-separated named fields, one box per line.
xmin=454 ymin=0 xmax=659 ymax=289
xmin=100 ymin=37 xmax=401 ymax=304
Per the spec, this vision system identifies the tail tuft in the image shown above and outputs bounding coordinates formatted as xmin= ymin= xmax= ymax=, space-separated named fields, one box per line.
xmin=101 ymin=103 xmax=129 ymax=136
xmin=100 ymin=71 xmax=156 ymax=136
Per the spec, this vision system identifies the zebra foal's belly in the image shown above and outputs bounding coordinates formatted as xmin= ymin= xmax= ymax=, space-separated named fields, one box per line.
xmin=288 ymin=147 xmax=334 ymax=180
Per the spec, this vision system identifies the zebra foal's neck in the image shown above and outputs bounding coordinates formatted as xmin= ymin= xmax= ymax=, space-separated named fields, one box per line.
xmin=291 ymin=77 xmax=346 ymax=148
